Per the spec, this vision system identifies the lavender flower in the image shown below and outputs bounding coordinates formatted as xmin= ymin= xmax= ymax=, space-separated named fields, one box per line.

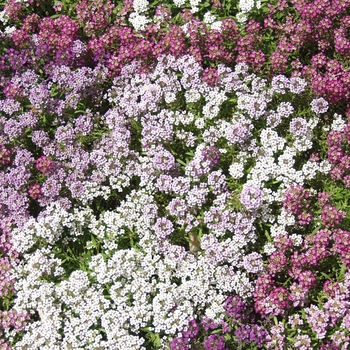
xmin=311 ymin=97 xmax=329 ymax=114
xmin=170 ymin=337 xmax=190 ymax=350
xmin=203 ymin=334 xmax=226 ymax=350
xmin=224 ymin=296 xmax=246 ymax=320
xmin=240 ymin=185 xmax=263 ymax=210
xmin=181 ymin=319 xmax=199 ymax=339
xmin=234 ymin=324 xmax=268 ymax=347
xmin=242 ymin=252 xmax=264 ymax=273
xmin=154 ymin=217 xmax=174 ymax=240
xmin=290 ymin=117 xmax=309 ymax=136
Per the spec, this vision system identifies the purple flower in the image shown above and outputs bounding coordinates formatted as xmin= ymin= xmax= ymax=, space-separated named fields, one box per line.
xmin=224 ymin=296 xmax=246 ymax=320
xmin=234 ymin=324 xmax=267 ymax=346
xmin=201 ymin=146 xmax=221 ymax=168
xmin=310 ymin=97 xmax=329 ymax=114
xmin=0 ymin=145 xmax=12 ymax=165
xmin=201 ymin=317 xmax=217 ymax=331
xmin=320 ymin=341 xmax=339 ymax=350
xmin=242 ymin=252 xmax=264 ymax=274
xmin=240 ymin=186 xmax=263 ymax=210
xmin=182 ymin=319 xmax=199 ymax=339
xmin=203 ymin=334 xmax=226 ymax=350
xmin=234 ymin=324 xmax=251 ymax=343
xmin=290 ymin=117 xmax=308 ymax=136
xmin=35 ymin=155 xmax=54 ymax=175
xmin=151 ymin=147 xmax=176 ymax=172
xmin=225 ymin=123 xmax=252 ymax=146
xmin=28 ymin=184 xmax=43 ymax=200
xmin=305 ymin=304 xmax=330 ymax=340
xmin=170 ymin=337 xmax=190 ymax=350
xmin=154 ymin=217 xmax=174 ymax=240
xmin=321 ymin=205 xmax=346 ymax=227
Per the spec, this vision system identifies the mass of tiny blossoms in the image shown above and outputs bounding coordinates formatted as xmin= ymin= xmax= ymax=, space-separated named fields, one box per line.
xmin=0 ymin=0 xmax=350 ymax=349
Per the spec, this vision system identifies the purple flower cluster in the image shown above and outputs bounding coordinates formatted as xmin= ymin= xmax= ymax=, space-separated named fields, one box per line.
xmin=326 ymin=121 xmax=350 ymax=188
xmin=321 ymin=205 xmax=346 ymax=228
xmin=240 ymin=186 xmax=263 ymax=210
xmin=35 ymin=155 xmax=54 ymax=175
xmin=234 ymin=324 xmax=268 ymax=347
xmin=76 ymin=0 xmax=114 ymax=38
xmin=0 ymin=145 xmax=12 ymax=166
xmin=283 ymin=184 xmax=313 ymax=226
xmin=224 ymin=296 xmax=247 ymax=321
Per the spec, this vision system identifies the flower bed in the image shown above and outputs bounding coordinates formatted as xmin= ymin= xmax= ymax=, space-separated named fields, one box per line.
xmin=0 ymin=0 xmax=350 ymax=349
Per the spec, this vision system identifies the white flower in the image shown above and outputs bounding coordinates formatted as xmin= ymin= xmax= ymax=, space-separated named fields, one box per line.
xmin=263 ymin=242 xmax=276 ymax=255
xmin=182 ymin=23 xmax=190 ymax=37
xmin=173 ymin=0 xmax=186 ymax=6
xmin=277 ymin=209 xmax=295 ymax=226
xmin=302 ymin=160 xmax=319 ymax=180
xmin=202 ymin=103 xmax=220 ymax=119
xmin=260 ymin=128 xmax=285 ymax=153
xmin=194 ymin=117 xmax=206 ymax=129
xmin=270 ymin=223 xmax=287 ymax=237
xmin=129 ymin=13 xmax=151 ymax=31
xmin=278 ymin=151 xmax=295 ymax=174
xmin=133 ymin=0 xmax=149 ymax=13
xmin=4 ymin=26 xmax=16 ymax=36
xmin=211 ymin=21 xmax=223 ymax=32
xmin=239 ymin=0 xmax=255 ymax=13
xmin=164 ymin=91 xmax=176 ymax=103
xmin=185 ymin=89 xmax=201 ymax=103
xmin=331 ymin=113 xmax=346 ymax=131
xmin=319 ymin=160 xmax=332 ymax=174
xmin=308 ymin=117 xmax=319 ymax=130
xmin=229 ymin=162 xmax=245 ymax=179
xmin=0 ymin=10 xmax=9 ymax=24
xmin=293 ymin=136 xmax=313 ymax=152
xmin=290 ymin=234 xmax=303 ymax=246
xmin=203 ymin=12 xmax=216 ymax=24
xmin=236 ymin=12 xmax=248 ymax=23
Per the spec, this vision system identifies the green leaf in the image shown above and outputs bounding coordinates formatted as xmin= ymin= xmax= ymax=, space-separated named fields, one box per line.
xmin=177 ymin=158 xmax=187 ymax=166
xmin=320 ymin=270 xmax=333 ymax=279
xmin=311 ymin=225 xmax=321 ymax=235
xmin=338 ymin=263 xmax=347 ymax=279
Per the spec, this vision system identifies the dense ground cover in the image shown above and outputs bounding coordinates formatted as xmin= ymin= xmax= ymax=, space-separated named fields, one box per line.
xmin=0 ymin=0 xmax=350 ymax=348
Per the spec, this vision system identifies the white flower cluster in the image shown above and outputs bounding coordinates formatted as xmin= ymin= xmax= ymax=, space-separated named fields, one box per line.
xmin=133 ymin=0 xmax=149 ymax=13
xmin=237 ymin=0 xmax=261 ymax=23
xmin=11 ymin=202 xmax=255 ymax=347
xmin=129 ymin=0 xmax=151 ymax=31
xmin=0 ymin=10 xmax=16 ymax=36
xmin=229 ymin=162 xmax=245 ymax=179
xmin=129 ymin=12 xmax=151 ymax=31
xmin=172 ymin=0 xmax=202 ymax=13
xmin=203 ymin=12 xmax=217 ymax=24
xmin=189 ymin=0 xmax=201 ymax=13
xmin=211 ymin=21 xmax=223 ymax=31
xmin=331 ymin=113 xmax=347 ymax=131
xmin=173 ymin=0 xmax=186 ymax=6
xmin=202 ymin=89 xmax=228 ymax=119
